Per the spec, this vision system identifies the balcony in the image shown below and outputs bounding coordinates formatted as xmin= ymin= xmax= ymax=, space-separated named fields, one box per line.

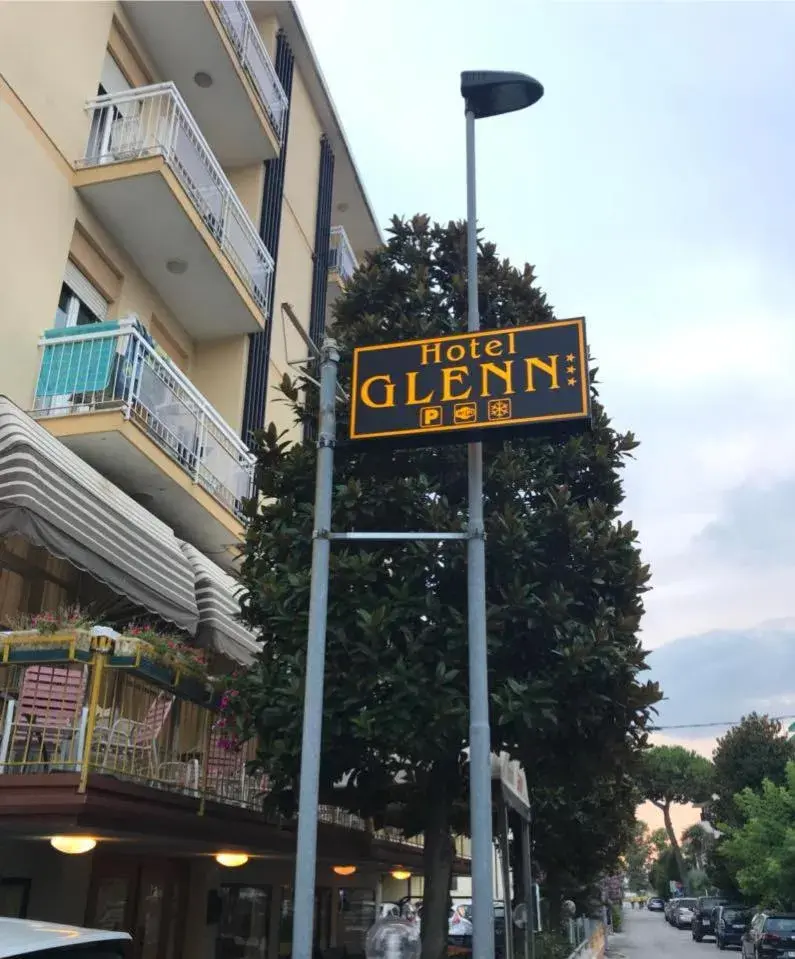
xmin=74 ymin=83 xmax=273 ymax=340
xmin=0 ymin=631 xmax=265 ymax=810
xmin=30 ymin=318 xmax=254 ymax=563
xmin=122 ymin=0 xmax=288 ymax=165
xmin=328 ymin=225 xmax=358 ymax=288
xmin=0 ymin=632 xmax=437 ymax=861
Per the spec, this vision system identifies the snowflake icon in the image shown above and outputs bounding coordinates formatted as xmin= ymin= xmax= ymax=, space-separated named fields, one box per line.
xmin=487 ymin=399 xmax=512 ymax=421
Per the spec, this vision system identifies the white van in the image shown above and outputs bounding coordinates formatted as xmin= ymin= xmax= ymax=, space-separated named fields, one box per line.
xmin=0 ymin=918 xmax=131 ymax=959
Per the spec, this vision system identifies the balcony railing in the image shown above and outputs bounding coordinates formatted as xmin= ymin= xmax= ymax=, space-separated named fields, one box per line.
xmin=329 ymin=226 xmax=358 ymax=286
xmin=213 ymin=0 xmax=289 ymax=142
xmin=80 ymin=82 xmax=274 ymax=315
xmin=31 ymin=318 xmax=256 ymax=518
xmin=0 ymin=632 xmax=265 ymax=810
xmin=0 ymin=632 xmax=429 ymax=851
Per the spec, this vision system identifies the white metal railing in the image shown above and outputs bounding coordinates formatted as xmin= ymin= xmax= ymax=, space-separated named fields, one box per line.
xmin=80 ymin=83 xmax=274 ymax=316
xmin=212 ymin=0 xmax=289 ymax=142
xmin=329 ymin=225 xmax=357 ymax=285
xmin=31 ymin=318 xmax=256 ymax=518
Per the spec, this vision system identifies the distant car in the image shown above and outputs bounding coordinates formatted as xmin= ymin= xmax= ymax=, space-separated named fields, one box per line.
xmin=692 ymin=896 xmax=729 ymax=941
xmin=715 ymin=905 xmax=750 ymax=951
xmin=0 ymin=918 xmax=130 ymax=959
xmin=648 ymin=897 xmax=665 ymax=912
xmin=672 ymin=898 xmax=697 ymax=929
xmin=741 ymin=912 xmax=795 ymax=958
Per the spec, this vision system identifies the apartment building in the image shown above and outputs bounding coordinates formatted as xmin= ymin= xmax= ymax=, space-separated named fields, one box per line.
xmin=0 ymin=3 xmax=469 ymax=955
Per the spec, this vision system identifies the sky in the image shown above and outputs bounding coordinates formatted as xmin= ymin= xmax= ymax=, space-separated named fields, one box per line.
xmin=298 ymin=0 xmax=795 ymax=654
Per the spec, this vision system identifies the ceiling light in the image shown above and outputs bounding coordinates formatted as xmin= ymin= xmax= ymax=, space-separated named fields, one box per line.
xmin=215 ymin=852 xmax=249 ymax=868
xmin=50 ymin=836 xmax=97 ymax=855
xmin=333 ymin=865 xmax=357 ymax=876
xmin=166 ymin=259 xmax=188 ymax=275
xmin=194 ymin=71 xmax=214 ymax=89
xmin=391 ymin=869 xmax=411 ymax=881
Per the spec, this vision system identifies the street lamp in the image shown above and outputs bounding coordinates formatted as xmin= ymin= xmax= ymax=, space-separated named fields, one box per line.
xmin=460 ymin=69 xmax=543 ymax=959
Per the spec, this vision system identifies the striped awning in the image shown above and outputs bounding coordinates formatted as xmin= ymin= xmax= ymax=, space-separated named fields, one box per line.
xmin=179 ymin=541 xmax=259 ymax=665
xmin=0 ymin=397 xmax=199 ymax=632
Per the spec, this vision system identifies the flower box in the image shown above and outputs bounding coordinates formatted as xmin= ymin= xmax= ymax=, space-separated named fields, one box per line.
xmin=2 ymin=629 xmax=93 ymax=664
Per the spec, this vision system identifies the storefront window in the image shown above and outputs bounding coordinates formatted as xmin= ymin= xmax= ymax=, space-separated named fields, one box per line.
xmin=338 ymin=888 xmax=377 ymax=957
xmin=278 ymin=887 xmax=332 ymax=957
xmin=216 ymin=885 xmax=272 ymax=959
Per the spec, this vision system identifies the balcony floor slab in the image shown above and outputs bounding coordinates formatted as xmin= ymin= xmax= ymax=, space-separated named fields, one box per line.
xmin=75 ymin=158 xmax=265 ymax=340
xmin=40 ymin=410 xmax=243 ymax=570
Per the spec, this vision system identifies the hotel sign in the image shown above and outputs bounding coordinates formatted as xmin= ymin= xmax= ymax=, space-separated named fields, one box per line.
xmin=349 ymin=317 xmax=590 ymax=443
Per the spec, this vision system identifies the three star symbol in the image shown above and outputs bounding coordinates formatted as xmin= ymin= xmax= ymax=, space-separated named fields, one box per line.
xmin=566 ymin=353 xmax=577 ymax=386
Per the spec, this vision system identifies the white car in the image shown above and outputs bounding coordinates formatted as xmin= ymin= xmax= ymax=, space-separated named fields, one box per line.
xmin=0 ymin=918 xmax=131 ymax=959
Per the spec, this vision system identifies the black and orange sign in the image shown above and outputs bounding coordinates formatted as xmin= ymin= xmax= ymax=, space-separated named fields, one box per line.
xmin=349 ymin=318 xmax=590 ymax=443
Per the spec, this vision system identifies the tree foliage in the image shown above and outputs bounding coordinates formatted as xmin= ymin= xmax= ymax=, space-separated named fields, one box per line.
xmin=227 ymin=216 xmax=658 ymax=957
xmin=623 ymin=822 xmax=654 ymax=892
xmin=719 ymin=762 xmax=795 ymax=909
xmin=712 ymin=714 xmax=795 ymax=829
xmin=637 ymin=745 xmax=713 ymax=889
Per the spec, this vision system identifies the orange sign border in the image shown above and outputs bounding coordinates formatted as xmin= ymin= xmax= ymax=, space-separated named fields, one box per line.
xmin=349 ymin=317 xmax=589 ymax=441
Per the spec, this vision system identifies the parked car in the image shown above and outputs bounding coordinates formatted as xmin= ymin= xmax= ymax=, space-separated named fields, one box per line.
xmin=715 ymin=905 xmax=751 ymax=951
xmin=742 ymin=913 xmax=795 ymax=958
xmin=648 ymin=897 xmax=666 ymax=912
xmin=0 ymin=918 xmax=130 ymax=959
xmin=692 ymin=896 xmax=730 ymax=941
xmin=666 ymin=898 xmax=684 ymax=924
xmin=672 ymin=898 xmax=698 ymax=929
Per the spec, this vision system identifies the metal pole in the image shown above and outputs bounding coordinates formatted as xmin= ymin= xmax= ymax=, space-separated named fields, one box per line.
xmin=291 ymin=337 xmax=340 ymax=959
xmin=521 ymin=818 xmax=535 ymax=959
xmin=465 ymin=106 xmax=496 ymax=959
xmin=498 ymin=797 xmax=514 ymax=959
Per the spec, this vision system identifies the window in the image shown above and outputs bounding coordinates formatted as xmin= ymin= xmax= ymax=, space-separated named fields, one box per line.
xmin=216 ymin=885 xmax=272 ymax=959
xmin=54 ymin=261 xmax=108 ymax=328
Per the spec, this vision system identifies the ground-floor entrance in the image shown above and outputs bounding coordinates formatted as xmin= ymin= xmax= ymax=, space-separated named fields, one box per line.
xmin=85 ymin=854 xmax=189 ymax=959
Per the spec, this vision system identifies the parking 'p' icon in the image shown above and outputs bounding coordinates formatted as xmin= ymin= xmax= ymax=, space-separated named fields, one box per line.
xmin=419 ymin=406 xmax=443 ymax=428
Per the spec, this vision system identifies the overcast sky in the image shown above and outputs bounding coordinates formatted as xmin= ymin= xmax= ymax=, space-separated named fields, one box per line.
xmin=299 ymin=0 xmax=795 ymax=654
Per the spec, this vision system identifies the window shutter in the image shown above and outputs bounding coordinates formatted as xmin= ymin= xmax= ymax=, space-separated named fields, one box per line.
xmin=63 ymin=260 xmax=109 ymax=320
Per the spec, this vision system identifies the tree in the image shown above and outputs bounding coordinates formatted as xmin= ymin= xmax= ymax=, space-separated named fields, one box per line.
xmin=638 ymin=746 xmax=713 ymax=890
xmin=719 ymin=762 xmax=795 ymax=909
xmin=649 ymin=847 xmax=680 ymax=900
xmin=227 ymin=216 xmax=657 ymax=959
xmin=712 ymin=713 xmax=795 ymax=828
xmin=623 ymin=822 xmax=654 ymax=891
xmin=682 ymin=823 xmax=715 ymax=872
xmin=650 ymin=827 xmax=669 ymax=857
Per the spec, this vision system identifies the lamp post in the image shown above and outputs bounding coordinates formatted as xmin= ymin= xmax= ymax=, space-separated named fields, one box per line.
xmin=460 ymin=70 xmax=544 ymax=959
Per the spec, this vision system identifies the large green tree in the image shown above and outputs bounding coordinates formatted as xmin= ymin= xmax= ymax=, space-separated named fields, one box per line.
xmin=711 ymin=714 xmax=795 ymax=828
xmin=227 ymin=216 xmax=657 ymax=959
xmin=719 ymin=762 xmax=795 ymax=908
xmin=637 ymin=745 xmax=713 ymax=890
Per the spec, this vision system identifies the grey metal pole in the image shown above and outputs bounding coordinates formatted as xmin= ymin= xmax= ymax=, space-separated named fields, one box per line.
xmin=498 ymin=797 xmax=514 ymax=959
xmin=521 ymin=818 xmax=535 ymax=959
xmin=291 ymin=337 xmax=340 ymax=959
xmin=465 ymin=106 xmax=496 ymax=959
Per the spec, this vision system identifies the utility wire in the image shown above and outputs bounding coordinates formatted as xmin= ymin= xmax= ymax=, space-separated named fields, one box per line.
xmin=650 ymin=713 xmax=795 ymax=732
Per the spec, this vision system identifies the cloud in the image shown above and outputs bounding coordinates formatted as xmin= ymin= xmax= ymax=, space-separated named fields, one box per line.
xmin=696 ymin=480 xmax=795 ymax=568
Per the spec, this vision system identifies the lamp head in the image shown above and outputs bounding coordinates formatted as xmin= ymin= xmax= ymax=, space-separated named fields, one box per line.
xmin=461 ymin=71 xmax=544 ymax=119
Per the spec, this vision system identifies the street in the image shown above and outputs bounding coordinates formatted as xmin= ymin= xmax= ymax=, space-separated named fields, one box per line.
xmin=610 ymin=908 xmax=727 ymax=959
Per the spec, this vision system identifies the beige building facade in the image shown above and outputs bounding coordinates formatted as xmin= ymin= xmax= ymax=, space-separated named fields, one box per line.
xmin=0 ymin=4 xmax=460 ymax=958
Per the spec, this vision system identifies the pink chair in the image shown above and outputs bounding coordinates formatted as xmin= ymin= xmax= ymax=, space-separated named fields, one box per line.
xmin=0 ymin=665 xmax=89 ymax=770
xmin=98 ymin=690 xmax=174 ymax=778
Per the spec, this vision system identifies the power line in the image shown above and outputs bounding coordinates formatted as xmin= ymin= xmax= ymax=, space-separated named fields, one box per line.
xmin=651 ymin=713 xmax=795 ymax=732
